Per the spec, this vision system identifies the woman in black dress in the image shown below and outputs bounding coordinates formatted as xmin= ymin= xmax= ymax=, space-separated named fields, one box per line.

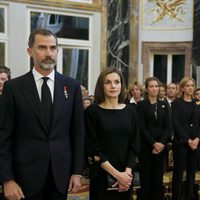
xmin=85 ymin=68 xmax=140 ymax=200
xmin=137 ymin=77 xmax=170 ymax=200
xmin=172 ymin=77 xmax=200 ymax=200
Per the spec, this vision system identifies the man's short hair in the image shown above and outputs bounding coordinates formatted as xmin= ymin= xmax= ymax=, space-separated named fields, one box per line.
xmin=28 ymin=28 xmax=58 ymax=48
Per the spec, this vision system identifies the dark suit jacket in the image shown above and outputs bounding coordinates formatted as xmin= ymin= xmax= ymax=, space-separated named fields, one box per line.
xmin=0 ymin=71 xmax=85 ymax=196
xmin=137 ymin=99 xmax=171 ymax=149
xmin=163 ymin=97 xmax=174 ymax=140
xmin=172 ymin=97 xmax=200 ymax=144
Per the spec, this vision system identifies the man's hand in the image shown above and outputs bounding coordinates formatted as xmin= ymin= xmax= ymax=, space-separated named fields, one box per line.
xmin=68 ymin=175 xmax=82 ymax=194
xmin=3 ymin=180 xmax=25 ymax=200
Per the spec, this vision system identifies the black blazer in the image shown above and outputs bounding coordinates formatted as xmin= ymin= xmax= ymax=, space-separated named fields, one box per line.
xmin=172 ymin=98 xmax=200 ymax=144
xmin=0 ymin=71 xmax=85 ymax=196
xmin=137 ymin=99 xmax=170 ymax=149
xmin=163 ymin=98 xmax=174 ymax=140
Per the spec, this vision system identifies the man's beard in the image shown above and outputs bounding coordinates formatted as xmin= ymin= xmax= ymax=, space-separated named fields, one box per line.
xmin=35 ymin=58 xmax=56 ymax=70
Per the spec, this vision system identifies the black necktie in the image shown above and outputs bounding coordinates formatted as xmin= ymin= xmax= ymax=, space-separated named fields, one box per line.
xmin=41 ymin=77 xmax=52 ymax=130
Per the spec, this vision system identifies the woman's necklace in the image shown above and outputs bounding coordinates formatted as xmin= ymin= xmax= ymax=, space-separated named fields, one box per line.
xmin=149 ymin=98 xmax=158 ymax=120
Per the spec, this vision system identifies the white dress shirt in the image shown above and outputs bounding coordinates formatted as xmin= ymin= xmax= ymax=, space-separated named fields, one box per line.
xmin=32 ymin=67 xmax=55 ymax=102
xmin=166 ymin=97 xmax=173 ymax=107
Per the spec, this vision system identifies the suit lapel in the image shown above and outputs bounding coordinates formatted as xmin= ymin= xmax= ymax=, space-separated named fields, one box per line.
xmin=156 ymin=101 xmax=162 ymax=122
xmin=21 ymin=71 xmax=46 ymax=131
xmin=52 ymin=72 xmax=65 ymax=126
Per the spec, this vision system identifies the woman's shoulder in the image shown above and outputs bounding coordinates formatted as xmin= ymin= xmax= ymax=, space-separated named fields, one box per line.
xmin=171 ymin=98 xmax=189 ymax=110
xmin=85 ymin=103 xmax=99 ymax=113
xmin=171 ymin=97 xmax=182 ymax=105
xmin=125 ymin=104 xmax=138 ymax=117
xmin=137 ymin=99 xmax=147 ymax=107
xmin=125 ymin=103 xmax=136 ymax=111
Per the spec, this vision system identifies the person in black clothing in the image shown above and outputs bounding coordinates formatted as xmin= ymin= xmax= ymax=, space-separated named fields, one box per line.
xmin=194 ymin=87 xmax=200 ymax=101
xmin=126 ymin=81 xmax=143 ymax=108
xmin=0 ymin=29 xmax=84 ymax=200
xmin=164 ymin=83 xmax=178 ymax=171
xmin=165 ymin=83 xmax=177 ymax=106
xmin=85 ymin=67 xmax=140 ymax=200
xmin=0 ymin=65 xmax=10 ymax=200
xmin=137 ymin=77 xmax=170 ymax=200
xmin=158 ymin=83 xmax=166 ymax=101
xmin=0 ymin=65 xmax=11 ymax=95
xmin=172 ymin=77 xmax=200 ymax=200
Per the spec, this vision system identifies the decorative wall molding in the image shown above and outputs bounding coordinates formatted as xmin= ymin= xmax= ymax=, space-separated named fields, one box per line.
xmin=4 ymin=0 xmax=102 ymax=11
xmin=142 ymin=42 xmax=192 ymax=79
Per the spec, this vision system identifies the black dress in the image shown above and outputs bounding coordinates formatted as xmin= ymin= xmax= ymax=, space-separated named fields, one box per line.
xmin=85 ymin=104 xmax=140 ymax=200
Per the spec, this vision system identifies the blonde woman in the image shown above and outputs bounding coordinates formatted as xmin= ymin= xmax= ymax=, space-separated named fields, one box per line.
xmin=128 ymin=81 xmax=143 ymax=104
xmin=172 ymin=77 xmax=200 ymax=200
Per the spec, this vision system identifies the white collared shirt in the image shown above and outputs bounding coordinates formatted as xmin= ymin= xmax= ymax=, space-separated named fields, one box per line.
xmin=32 ymin=67 xmax=55 ymax=102
xmin=166 ymin=97 xmax=173 ymax=106
xmin=130 ymin=97 xmax=136 ymax=104
xmin=130 ymin=97 xmax=143 ymax=104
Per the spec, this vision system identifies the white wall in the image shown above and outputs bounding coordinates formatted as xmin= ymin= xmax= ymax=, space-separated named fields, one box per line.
xmin=7 ymin=2 xmax=30 ymax=78
xmin=141 ymin=29 xmax=193 ymax=42
xmin=137 ymin=0 xmax=193 ymax=83
xmin=2 ymin=1 xmax=101 ymax=95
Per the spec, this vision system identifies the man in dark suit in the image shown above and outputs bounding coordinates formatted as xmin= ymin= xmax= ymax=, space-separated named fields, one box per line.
xmin=0 ymin=29 xmax=85 ymax=200
xmin=165 ymin=83 xmax=177 ymax=107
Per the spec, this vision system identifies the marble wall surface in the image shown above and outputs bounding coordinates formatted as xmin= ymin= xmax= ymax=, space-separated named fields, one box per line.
xmin=107 ymin=0 xmax=130 ymax=84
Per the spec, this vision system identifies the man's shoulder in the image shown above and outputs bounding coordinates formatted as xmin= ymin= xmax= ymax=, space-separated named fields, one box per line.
xmin=5 ymin=71 xmax=32 ymax=86
xmin=55 ymin=71 xmax=80 ymax=86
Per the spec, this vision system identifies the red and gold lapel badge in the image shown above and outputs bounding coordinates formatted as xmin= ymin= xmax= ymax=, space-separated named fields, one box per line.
xmin=64 ymin=86 xmax=68 ymax=99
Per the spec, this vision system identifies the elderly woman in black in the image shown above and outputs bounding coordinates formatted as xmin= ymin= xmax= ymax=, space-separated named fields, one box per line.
xmin=137 ymin=77 xmax=170 ymax=200
xmin=85 ymin=68 xmax=140 ymax=200
xmin=172 ymin=77 xmax=200 ymax=200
